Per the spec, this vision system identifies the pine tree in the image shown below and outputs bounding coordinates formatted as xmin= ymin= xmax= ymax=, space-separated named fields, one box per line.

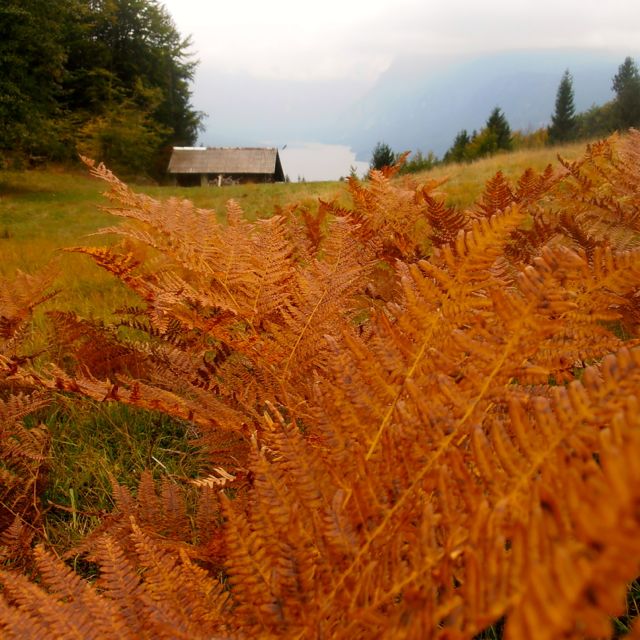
xmin=612 ymin=56 xmax=640 ymax=130
xmin=369 ymin=142 xmax=396 ymax=171
xmin=485 ymin=107 xmax=512 ymax=151
xmin=444 ymin=130 xmax=471 ymax=163
xmin=548 ymin=70 xmax=577 ymax=144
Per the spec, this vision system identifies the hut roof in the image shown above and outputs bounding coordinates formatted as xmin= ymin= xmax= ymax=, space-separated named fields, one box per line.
xmin=167 ymin=147 xmax=282 ymax=176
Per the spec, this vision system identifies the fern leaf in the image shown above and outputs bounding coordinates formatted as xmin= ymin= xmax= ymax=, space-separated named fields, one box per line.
xmin=473 ymin=170 xmax=515 ymax=218
xmin=221 ymin=493 xmax=284 ymax=631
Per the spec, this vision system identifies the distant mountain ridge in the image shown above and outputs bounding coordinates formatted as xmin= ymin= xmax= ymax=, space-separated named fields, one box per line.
xmin=196 ymin=49 xmax=639 ymax=163
xmin=330 ymin=49 xmax=635 ymax=160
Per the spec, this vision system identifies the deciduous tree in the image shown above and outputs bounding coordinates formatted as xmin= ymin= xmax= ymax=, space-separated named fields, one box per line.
xmin=0 ymin=0 xmax=203 ymax=174
xmin=64 ymin=0 xmax=203 ymax=174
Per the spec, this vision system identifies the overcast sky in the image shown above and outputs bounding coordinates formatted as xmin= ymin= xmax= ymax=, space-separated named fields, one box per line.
xmin=161 ymin=0 xmax=639 ymax=83
xmin=158 ymin=0 xmax=640 ymax=180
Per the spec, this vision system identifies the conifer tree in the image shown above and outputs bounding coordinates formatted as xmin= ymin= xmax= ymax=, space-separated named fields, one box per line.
xmin=612 ymin=56 xmax=640 ymax=130
xmin=370 ymin=142 xmax=396 ymax=171
xmin=548 ymin=70 xmax=577 ymax=144
xmin=444 ymin=130 xmax=471 ymax=163
xmin=485 ymin=107 xmax=512 ymax=151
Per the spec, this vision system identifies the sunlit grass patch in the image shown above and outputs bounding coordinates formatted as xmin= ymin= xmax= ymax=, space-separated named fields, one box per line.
xmin=413 ymin=139 xmax=592 ymax=209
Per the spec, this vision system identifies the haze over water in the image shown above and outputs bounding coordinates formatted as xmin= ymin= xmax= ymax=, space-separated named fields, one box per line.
xmin=279 ymin=143 xmax=369 ymax=182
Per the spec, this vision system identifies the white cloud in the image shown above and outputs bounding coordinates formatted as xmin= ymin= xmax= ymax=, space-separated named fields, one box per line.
xmin=163 ymin=0 xmax=400 ymax=80
xmin=162 ymin=0 xmax=640 ymax=82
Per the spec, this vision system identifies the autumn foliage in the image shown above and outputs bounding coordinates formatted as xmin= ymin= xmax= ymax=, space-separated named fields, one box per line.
xmin=1 ymin=132 xmax=640 ymax=638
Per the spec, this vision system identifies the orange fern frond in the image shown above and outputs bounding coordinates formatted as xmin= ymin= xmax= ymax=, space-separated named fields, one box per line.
xmin=0 ymin=417 xmax=49 ymax=554
xmin=3 ymin=139 xmax=639 ymax=638
xmin=0 ymin=269 xmax=57 ymax=347
xmin=513 ymin=163 xmax=559 ymax=205
xmin=473 ymin=170 xmax=516 ymax=218
xmin=420 ymin=190 xmax=468 ymax=249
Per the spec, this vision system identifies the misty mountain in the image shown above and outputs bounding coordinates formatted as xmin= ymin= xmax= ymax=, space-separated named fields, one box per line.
xmin=192 ymin=67 xmax=375 ymax=148
xmin=193 ymin=49 xmax=636 ymax=165
xmin=330 ymin=49 xmax=630 ymax=160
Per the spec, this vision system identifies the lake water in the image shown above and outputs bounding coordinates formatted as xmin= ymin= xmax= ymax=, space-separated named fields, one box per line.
xmin=279 ymin=143 xmax=370 ymax=183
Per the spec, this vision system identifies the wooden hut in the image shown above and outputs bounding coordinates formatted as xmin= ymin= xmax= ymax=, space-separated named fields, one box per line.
xmin=167 ymin=147 xmax=285 ymax=186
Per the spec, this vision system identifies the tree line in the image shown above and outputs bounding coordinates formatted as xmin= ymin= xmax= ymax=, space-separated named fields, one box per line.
xmin=371 ymin=56 xmax=640 ymax=172
xmin=0 ymin=0 xmax=203 ymax=177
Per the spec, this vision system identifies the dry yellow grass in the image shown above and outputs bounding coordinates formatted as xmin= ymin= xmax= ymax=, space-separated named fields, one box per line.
xmin=0 ymin=139 xmax=599 ymax=321
xmin=409 ymin=139 xmax=592 ymax=208
xmin=0 ymin=168 xmax=346 ymax=320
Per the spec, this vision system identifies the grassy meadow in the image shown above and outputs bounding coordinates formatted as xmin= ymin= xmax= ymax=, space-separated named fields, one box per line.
xmin=0 ymin=140 xmax=589 ymax=318
xmin=0 ymin=167 xmax=348 ymax=319
xmin=423 ymin=140 xmax=590 ymax=207
xmin=0 ymin=140 xmax=596 ymax=552
xmin=3 ymin=137 xmax=640 ymax=636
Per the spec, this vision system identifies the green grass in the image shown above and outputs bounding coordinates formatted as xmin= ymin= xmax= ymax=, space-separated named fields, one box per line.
xmin=27 ymin=398 xmax=203 ymax=551
xmin=614 ymin=580 xmax=640 ymax=637
xmin=144 ymin=179 xmax=349 ymax=220
xmin=0 ymin=166 xmax=347 ymax=320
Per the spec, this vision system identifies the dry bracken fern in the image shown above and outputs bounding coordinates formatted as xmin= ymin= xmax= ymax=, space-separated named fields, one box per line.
xmin=2 ymin=134 xmax=640 ymax=638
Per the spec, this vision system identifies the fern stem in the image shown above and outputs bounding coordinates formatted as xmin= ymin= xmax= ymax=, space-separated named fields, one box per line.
xmin=325 ymin=309 xmax=531 ymax=615
xmin=365 ymin=320 xmax=437 ymax=460
xmin=281 ymin=232 xmax=347 ymax=380
xmin=281 ymin=286 xmax=328 ymax=381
